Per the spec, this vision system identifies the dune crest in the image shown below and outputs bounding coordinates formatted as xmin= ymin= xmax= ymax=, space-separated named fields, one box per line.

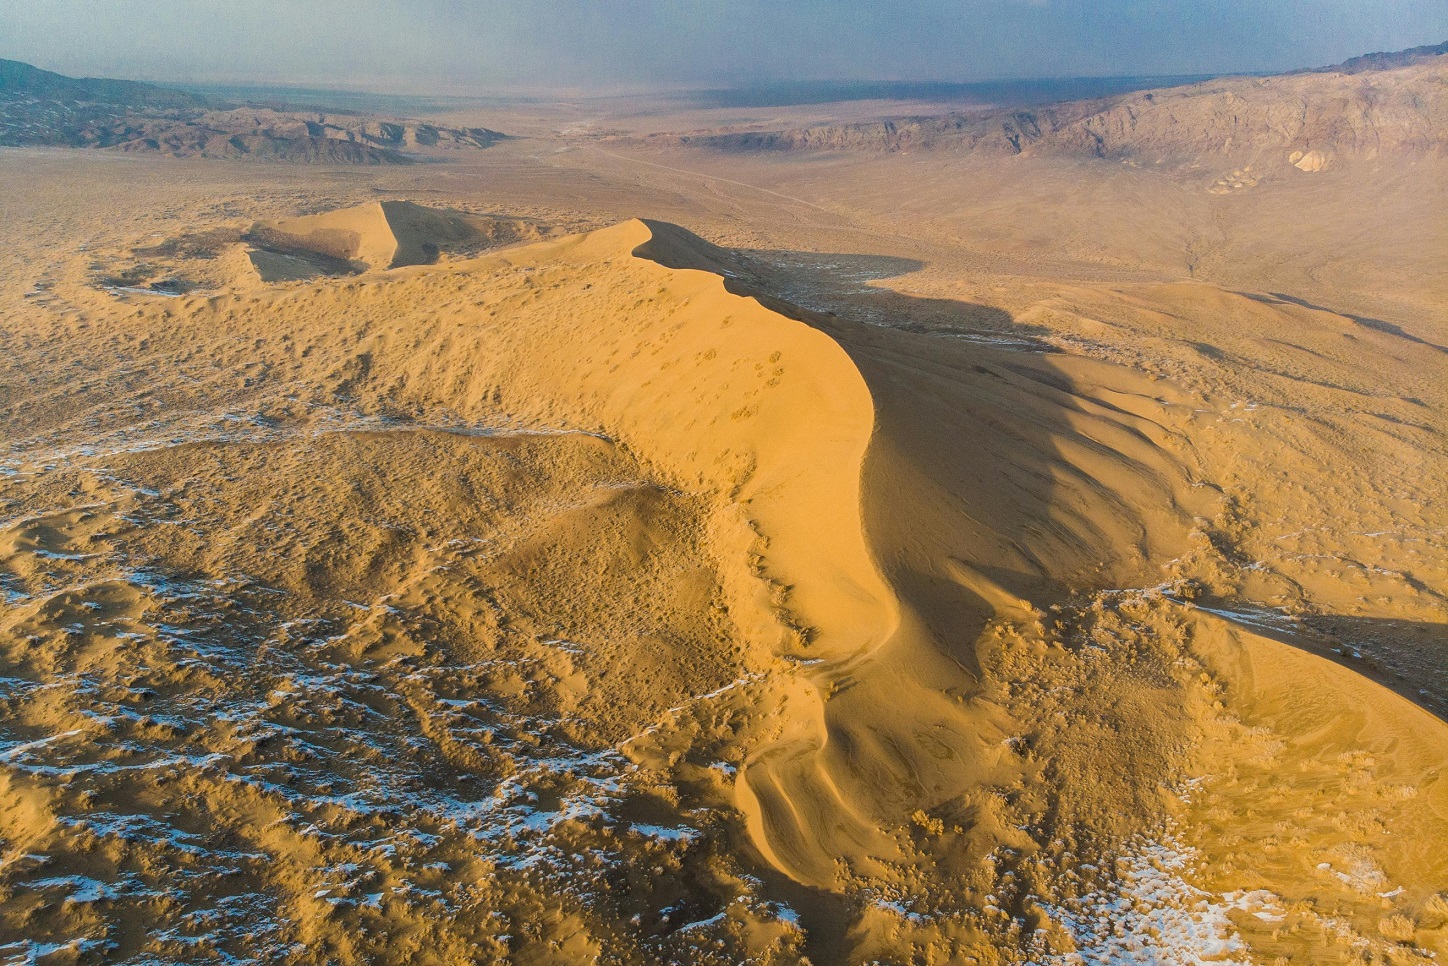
xmin=441 ymin=219 xmax=906 ymax=885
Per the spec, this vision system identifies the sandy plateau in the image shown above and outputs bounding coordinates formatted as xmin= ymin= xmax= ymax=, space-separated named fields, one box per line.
xmin=1 ymin=52 xmax=1447 ymax=966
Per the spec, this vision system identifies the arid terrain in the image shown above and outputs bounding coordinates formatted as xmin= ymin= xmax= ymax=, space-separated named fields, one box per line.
xmin=0 ymin=59 xmax=507 ymax=162
xmin=0 ymin=42 xmax=1446 ymax=965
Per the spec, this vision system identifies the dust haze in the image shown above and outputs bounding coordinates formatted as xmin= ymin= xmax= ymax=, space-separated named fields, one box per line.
xmin=2 ymin=0 xmax=1446 ymax=88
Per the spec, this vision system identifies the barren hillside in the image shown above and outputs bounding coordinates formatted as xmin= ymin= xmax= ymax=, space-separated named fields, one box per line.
xmin=672 ymin=43 xmax=1448 ymax=172
xmin=0 ymin=58 xmax=506 ymax=162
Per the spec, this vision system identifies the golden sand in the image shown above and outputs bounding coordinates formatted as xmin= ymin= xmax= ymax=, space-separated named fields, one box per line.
xmin=0 ymin=172 xmax=1443 ymax=960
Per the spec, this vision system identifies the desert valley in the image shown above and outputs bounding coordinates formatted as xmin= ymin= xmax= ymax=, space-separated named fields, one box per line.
xmin=0 ymin=26 xmax=1446 ymax=966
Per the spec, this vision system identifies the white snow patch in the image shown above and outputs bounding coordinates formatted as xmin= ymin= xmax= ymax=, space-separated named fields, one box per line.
xmin=1040 ymin=829 xmax=1260 ymax=965
xmin=630 ymin=823 xmax=699 ymax=843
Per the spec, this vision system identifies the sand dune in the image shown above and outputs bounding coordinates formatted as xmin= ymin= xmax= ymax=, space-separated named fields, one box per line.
xmin=249 ymin=200 xmax=547 ymax=276
xmin=2 ymin=192 xmax=1444 ymax=963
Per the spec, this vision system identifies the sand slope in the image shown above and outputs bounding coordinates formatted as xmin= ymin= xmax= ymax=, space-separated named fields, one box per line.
xmin=1 ymin=207 xmax=1445 ymax=963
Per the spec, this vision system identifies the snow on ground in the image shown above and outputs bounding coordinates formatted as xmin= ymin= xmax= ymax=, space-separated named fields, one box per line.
xmin=1039 ymin=823 xmax=1282 ymax=966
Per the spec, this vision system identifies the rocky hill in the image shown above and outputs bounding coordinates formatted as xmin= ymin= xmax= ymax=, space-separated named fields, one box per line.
xmin=670 ymin=42 xmax=1448 ymax=171
xmin=0 ymin=59 xmax=506 ymax=162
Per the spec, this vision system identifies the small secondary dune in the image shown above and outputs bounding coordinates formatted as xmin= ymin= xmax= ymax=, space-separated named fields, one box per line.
xmin=245 ymin=200 xmax=546 ymax=279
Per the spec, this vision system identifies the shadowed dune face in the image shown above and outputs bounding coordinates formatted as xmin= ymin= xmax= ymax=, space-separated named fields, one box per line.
xmin=245 ymin=200 xmax=549 ymax=279
xmin=1 ymin=204 xmax=1446 ymax=964
xmin=815 ymin=311 xmax=1448 ymax=960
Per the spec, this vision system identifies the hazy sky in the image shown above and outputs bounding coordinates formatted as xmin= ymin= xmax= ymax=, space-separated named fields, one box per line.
xmin=2 ymin=0 xmax=1445 ymax=91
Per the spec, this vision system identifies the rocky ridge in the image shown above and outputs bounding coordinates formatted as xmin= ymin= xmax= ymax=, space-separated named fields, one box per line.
xmin=667 ymin=42 xmax=1448 ymax=171
xmin=0 ymin=59 xmax=506 ymax=163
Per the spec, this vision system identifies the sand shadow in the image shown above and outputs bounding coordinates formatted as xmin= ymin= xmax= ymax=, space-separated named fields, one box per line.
xmin=704 ymin=255 xmax=1162 ymax=676
xmin=724 ymin=245 xmax=1448 ymax=723
xmin=637 ymin=226 xmax=1052 ymax=351
xmin=1241 ymin=291 xmax=1448 ymax=355
xmin=736 ymin=247 xmax=1057 ymax=348
xmin=1298 ymin=613 xmax=1448 ymax=720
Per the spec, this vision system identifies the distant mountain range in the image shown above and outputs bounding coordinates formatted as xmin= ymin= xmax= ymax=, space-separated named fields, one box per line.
xmin=0 ymin=59 xmax=506 ymax=163
xmin=7 ymin=41 xmax=1447 ymax=169
xmin=686 ymin=75 xmax=1220 ymax=110
xmin=1313 ymin=39 xmax=1448 ymax=74
xmin=0 ymin=58 xmax=206 ymax=111
xmin=663 ymin=41 xmax=1448 ymax=171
